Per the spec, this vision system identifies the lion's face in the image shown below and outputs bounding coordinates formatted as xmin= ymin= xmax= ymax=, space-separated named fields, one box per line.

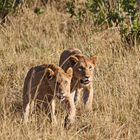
xmin=46 ymin=66 xmax=73 ymax=101
xmin=69 ymin=55 xmax=96 ymax=87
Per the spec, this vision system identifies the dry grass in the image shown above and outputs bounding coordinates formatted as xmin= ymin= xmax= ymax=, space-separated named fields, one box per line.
xmin=0 ymin=6 xmax=140 ymax=140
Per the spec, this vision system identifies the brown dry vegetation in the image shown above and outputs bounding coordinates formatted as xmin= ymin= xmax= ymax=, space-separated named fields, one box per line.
xmin=0 ymin=5 xmax=140 ymax=140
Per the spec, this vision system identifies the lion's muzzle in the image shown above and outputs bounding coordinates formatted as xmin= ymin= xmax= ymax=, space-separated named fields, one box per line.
xmin=56 ymin=93 xmax=65 ymax=101
xmin=80 ymin=76 xmax=91 ymax=85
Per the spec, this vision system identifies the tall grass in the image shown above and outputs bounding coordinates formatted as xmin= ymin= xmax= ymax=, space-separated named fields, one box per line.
xmin=0 ymin=5 xmax=140 ymax=140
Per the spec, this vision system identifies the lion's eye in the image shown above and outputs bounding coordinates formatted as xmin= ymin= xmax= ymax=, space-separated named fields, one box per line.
xmin=78 ymin=66 xmax=83 ymax=72
xmin=89 ymin=65 xmax=92 ymax=70
xmin=48 ymin=75 xmax=54 ymax=80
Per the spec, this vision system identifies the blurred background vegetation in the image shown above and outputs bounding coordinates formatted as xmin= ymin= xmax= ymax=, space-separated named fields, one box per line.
xmin=0 ymin=0 xmax=140 ymax=46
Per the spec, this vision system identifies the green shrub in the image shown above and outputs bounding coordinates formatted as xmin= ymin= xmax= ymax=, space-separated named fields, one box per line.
xmin=0 ymin=0 xmax=46 ymax=18
xmin=0 ymin=0 xmax=22 ymax=13
xmin=66 ymin=0 xmax=140 ymax=46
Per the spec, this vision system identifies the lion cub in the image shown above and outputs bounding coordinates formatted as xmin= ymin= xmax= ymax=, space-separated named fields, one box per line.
xmin=59 ymin=48 xmax=96 ymax=111
xmin=23 ymin=64 xmax=75 ymax=127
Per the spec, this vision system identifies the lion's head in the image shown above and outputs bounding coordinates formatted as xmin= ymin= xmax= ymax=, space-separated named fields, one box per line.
xmin=68 ymin=55 xmax=96 ymax=87
xmin=46 ymin=64 xmax=73 ymax=100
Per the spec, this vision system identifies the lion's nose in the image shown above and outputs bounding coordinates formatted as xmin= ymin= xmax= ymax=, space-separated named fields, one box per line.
xmin=84 ymin=76 xmax=90 ymax=80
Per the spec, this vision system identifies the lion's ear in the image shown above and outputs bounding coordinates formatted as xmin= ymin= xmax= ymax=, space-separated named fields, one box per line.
xmin=90 ymin=56 xmax=97 ymax=65
xmin=46 ymin=68 xmax=54 ymax=80
xmin=69 ymin=56 xmax=79 ymax=67
xmin=66 ymin=67 xmax=73 ymax=78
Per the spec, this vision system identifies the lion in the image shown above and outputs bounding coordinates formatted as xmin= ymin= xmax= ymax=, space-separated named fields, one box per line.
xmin=23 ymin=63 xmax=75 ymax=128
xmin=59 ymin=48 xmax=96 ymax=111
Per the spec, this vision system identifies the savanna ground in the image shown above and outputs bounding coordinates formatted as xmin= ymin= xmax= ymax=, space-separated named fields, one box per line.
xmin=0 ymin=3 xmax=140 ymax=140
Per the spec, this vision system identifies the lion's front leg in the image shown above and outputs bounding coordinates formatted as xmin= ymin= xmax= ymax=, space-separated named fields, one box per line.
xmin=74 ymin=88 xmax=82 ymax=106
xmin=83 ymin=84 xmax=93 ymax=111
xmin=23 ymin=102 xmax=30 ymax=123
xmin=64 ymin=95 xmax=76 ymax=129
xmin=50 ymin=99 xmax=57 ymax=125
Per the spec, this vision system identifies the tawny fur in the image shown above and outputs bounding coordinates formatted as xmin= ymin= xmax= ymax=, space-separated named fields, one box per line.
xmin=59 ymin=48 xmax=96 ymax=111
xmin=23 ymin=64 xmax=75 ymax=128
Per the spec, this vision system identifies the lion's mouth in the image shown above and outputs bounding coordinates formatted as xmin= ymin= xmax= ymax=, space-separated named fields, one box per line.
xmin=56 ymin=93 xmax=65 ymax=101
xmin=80 ymin=78 xmax=90 ymax=85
